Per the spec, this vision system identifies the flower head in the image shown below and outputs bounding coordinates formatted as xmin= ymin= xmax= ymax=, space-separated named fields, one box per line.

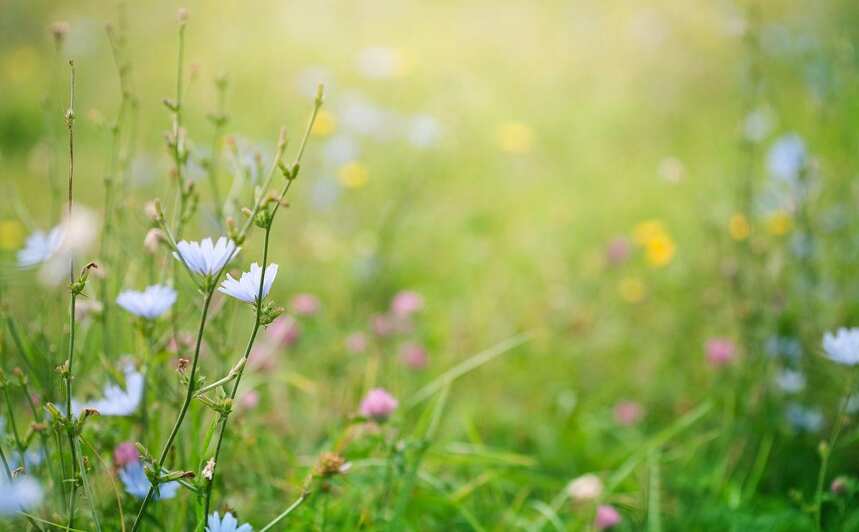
xmin=218 ymin=263 xmax=278 ymax=303
xmin=371 ymin=314 xmax=396 ymax=337
xmin=391 ymin=290 xmax=424 ymax=318
xmin=17 ymin=227 xmax=64 ymax=268
xmin=114 ymin=442 xmax=140 ymax=467
xmin=119 ymin=461 xmax=179 ymax=500
xmin=72 ymin=365 xmax=144 ymax=417
xmin=206 ymin=511 xmax=253 ymax=532
xmin=595 ymin=505 xmax=622 ymax=530
xmin=775 ymin=370 xmax=806 ymax=393
xmin=117 ymin=285 xmax=177 ymax=319
xmin=0 ymin=475 xmax=42 ymax=515
xmin=605 ymin=237 xmax=631 ymax=266
xmin=706 ymin=338 xmax=736 ymax=367
xmin=360 ymin=388 xmax=398 ymax=422
xmin=267 ymin=315 xmax=300 ymax=346
xmin=291 ymin=293 xmax=321 ymax=316
xmin=173 ymin=237 xmax=239 ymax=277
xmin=768 ymin=133 xmax=807 ymax=183
xmin=400 ymin=342 xmax=428 ymax=370
xmin=345 ymin=332 xmax=368 ymax=354
xmin=614 ymin=401 xmax=644 ymax=426
xmin=567 ymin=474 xmax=603 ymax=502
xmin=823 ymin=328 xmax=859 ymax=366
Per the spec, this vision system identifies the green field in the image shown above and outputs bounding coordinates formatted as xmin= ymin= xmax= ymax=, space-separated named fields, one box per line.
xmin=3 ymin=1 xmax=859 ymax=530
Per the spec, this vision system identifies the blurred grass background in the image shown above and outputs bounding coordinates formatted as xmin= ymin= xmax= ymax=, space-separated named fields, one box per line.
xmin=4 ymin=0 xmax=859 ymax=529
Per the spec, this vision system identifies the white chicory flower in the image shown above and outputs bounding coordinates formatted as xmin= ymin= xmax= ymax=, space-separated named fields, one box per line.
xmin=206 ymin=511 xmax=253 ymax=532
xmin=173 ymin=236 xmax=239 ymax=277
xmin=116 ymin=285 xmax=177 ymax=319
xmin=218 ymin=263 xmax=278 ymax=303
xmin=822 ymin=328 xmax=859 ymax=366
xmin=72 ymin=365 xmax=144 ymax=417
xmin=17 ymin=227 xmax=64 ymax=268
xmin=0 ymin=475 xmax=43 ymax=515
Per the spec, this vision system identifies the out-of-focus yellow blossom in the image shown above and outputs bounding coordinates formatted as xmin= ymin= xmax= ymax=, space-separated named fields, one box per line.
xmin=633 ymin=220 xmax=666 ymax=245
xmin=632 ymin=219 xmax=675 ymax=267
xmin=728 ymin=213 xmax=750 ymax=241
xmin=497 ymin=122 xmax=533 ymax=154
xmin=618 ymin=277 xmax=645 ymax=303
xmin=0 ymin=220 xmax=24 ymax=250
xmin=766 ymin=211 xmax=793 ymax=236
xmin=338 ymin=161 xmax=368 ymax=189
xmin=645 ymin=234 xmax=675 ymax=267
xmin=312 ymin=110 xmax=336 ymax=137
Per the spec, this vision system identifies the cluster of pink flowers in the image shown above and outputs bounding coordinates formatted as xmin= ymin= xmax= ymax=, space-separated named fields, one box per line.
xmin=347 ymin=290 xmax=430 ymax=372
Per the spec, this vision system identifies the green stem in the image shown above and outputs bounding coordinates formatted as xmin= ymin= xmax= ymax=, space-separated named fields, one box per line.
xmin=814 ymin=370 xmax=856 ymax=530
xmin=63 ymin=59 xmax=83 ymax=532
xmin=202 ymin=225 xmax=271 ymax=517
xmin=131 ymin=289 xmax=214 ymax=532
xmin=259 ymin=483 xmax=312 ymax=532
xmin=0 ymin=441 xmax=12 ymax=480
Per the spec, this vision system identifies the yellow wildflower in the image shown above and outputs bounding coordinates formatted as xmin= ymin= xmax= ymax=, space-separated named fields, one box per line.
xmin=633 ymin=220 xmax=666 ymax=246
xmin=645 ymin=234 xmax=675 ymax=267
xmin=0 ymin=220 xmax=24 ymax=251
xmin=338 ymin=161 xmax=368 ymax=189
xmin=312 ymin=110 xmax=336 ymax=137
xmin=766 ymin=211 xmax=792 ymax=236
xmin=497 ymin=122 xmax=533 ymax=154
xmin=728 ymin=213 xmax=750 ymax=241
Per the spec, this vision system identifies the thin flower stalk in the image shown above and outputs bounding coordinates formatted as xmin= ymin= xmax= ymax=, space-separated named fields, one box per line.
xmin=130 ymin=124 xmax=294 ymax=531
xmin=63 ymin=59 xmax=82 ymax=530
xmin=201 ymin=91 xmax=324 ymax=518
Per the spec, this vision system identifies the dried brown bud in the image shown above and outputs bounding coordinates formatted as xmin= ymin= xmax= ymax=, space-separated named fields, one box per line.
xmin=50 ymin=21 xmax=70 ymax=48
xmin=314 ymin=452 xmax=350 ymax=478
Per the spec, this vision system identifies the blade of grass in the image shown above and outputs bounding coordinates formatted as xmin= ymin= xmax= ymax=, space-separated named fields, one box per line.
xmin=406 ymin=333 xmax=530 ymax=409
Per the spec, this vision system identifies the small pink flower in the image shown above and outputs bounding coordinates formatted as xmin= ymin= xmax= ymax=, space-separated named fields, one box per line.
xmin=267 ymin=316 xmax=300 ymax=346
xmin=371 ymin=314 xmax=396 ymax=337
xmin=290 ymin=293 xmax=320 ymax=316
xmin=400 ymin=342 xmax=428 ymax=370
xmin=595 ymin=505 xmax=621 ymax=530
xmin=360 ymin=388 xmax=398 ymax=422
xmin=605 ymin=236 xmax=631 ymax=266
xmin=614 ymin=401 xmax=644 ymax=426
xmin=346 ymin=332 xmax=368 ymax=354
xmin=239 ymin=390 xmax=259 ymax=411
xmin=391 ymin=290 xmax=424 ymax=318
xmin=706 ymin=338 xmax=737 ymax=367
xmin=114 ymin=442 xmax=139 ymax=467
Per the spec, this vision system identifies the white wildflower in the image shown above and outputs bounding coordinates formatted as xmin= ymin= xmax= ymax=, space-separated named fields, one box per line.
xmin=822 ymin=328 xmax=859 ymax=366
xmin=116 ymin=285 xmax=177 ymax=319
xmin=173 ymin=236 xmax=239 ymax=277
xmin=218 ymin=263 xmax=278 ymax=303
